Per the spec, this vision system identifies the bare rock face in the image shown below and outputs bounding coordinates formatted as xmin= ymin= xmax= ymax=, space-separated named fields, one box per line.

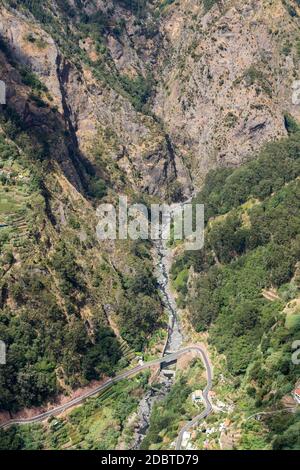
xmin=0 ymin=2 xmax=191 ymax=199
xmin=0 ymin=51 xmax=85 ymax=192
xmin=154 ymin=0 xmax=300 ymax=187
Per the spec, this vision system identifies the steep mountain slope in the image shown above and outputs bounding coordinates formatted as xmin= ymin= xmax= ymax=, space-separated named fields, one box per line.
xmin=3 ymin=0 xmax=300 ymax=191
xmin=154 ymin=0 xmax=300 ymax=185
xmin=0 ymin=76 xmax=164 ymax=414
xmin=0 ymin=0 xmax=300 ymax=446
xmin=0 ymin=0 xmax=191 ymax=197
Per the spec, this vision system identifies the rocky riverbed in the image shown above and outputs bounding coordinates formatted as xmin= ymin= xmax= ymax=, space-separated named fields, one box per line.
xmin=131 ymin=226 xmax=184 ymax=448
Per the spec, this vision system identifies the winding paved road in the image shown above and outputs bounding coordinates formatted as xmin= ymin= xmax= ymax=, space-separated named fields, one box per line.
xmin=0 ymin=345 xmax=213 ymax=445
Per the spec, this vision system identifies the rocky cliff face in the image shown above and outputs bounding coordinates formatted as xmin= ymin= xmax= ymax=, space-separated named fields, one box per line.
xmin=0 ymin=0 xmax=175 ymax=410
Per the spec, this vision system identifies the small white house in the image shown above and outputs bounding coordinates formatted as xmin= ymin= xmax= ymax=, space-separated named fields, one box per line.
xmin=0 ymin=80 xmax=6 ymax=105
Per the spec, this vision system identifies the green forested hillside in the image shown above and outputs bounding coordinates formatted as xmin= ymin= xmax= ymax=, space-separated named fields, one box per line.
xmin=171 ymin=129 xmax=300 ymax=449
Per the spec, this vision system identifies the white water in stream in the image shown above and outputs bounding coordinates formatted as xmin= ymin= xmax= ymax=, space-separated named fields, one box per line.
xmin=131 ymin=203 xmax=190 ymax=448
